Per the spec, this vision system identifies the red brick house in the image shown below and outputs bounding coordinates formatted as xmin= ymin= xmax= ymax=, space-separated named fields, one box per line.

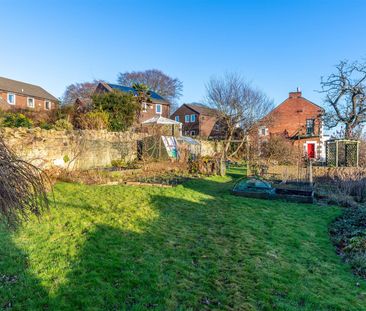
xmin=170 ymin=103 xmax=223 ymax=138
xmin=94 ymin=82 xmax=170 ymax=123
xmin=0 ymin=76 xmax=58 ymax=111
xmin=257 ymin=90 xmax=326 ymax=160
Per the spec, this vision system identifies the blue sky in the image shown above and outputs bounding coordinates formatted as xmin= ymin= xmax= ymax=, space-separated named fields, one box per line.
xmin=1 ymin=0 xmax=365 ymax=107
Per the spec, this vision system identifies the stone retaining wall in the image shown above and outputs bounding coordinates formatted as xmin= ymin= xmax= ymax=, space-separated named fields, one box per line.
xmin=1 ymin=128 xmax=146 ymax=170
xmin=0 ymin=128 xmax=222 ymax=171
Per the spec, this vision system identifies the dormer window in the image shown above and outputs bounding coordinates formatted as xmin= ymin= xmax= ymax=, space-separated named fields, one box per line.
xmin=7 ymin=93 xmax=15 ymax=105
xmin=27 ymin=97 xmax=35 ymax=108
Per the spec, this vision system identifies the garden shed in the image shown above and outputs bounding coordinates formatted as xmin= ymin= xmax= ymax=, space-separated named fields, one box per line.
xmin=326 ymin=139 xmax=360 ymax=167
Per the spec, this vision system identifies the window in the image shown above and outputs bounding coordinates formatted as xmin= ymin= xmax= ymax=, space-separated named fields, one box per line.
xmin=27 ymin=97 xmax=35 ymax=108
xmin=45 ymin=101 xmax=51 ymax=110
xmin=185 ymin=115 xmax=190 ymax=122
xmin=190 ymin=114 xmax=196 ymax=122
xmin=175 ymin=116 xmax=179 ymax=122
xmin=155 ymin=104 xmax=162 ymax=114
xmin=306 ymin=119 xmax=315 ymax=135
xmin=190 ymin=130 xmax=196 ymax=136
xmin=258 ymin=126 xmax=268 ymax=136
xmin=7 ymin=93 xmax=15 ymax=105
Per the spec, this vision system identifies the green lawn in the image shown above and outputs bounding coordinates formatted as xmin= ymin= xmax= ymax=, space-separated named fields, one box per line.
xmin=1 ymin=167 xmax=366 ymax=310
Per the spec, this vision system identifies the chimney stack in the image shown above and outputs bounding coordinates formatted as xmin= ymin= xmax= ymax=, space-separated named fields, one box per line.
xmin=289 ymin=88 xmax=302 ymax=98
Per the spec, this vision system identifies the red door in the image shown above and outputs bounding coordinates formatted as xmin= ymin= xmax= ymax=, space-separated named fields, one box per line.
xmin=307 ymin=143 xmax=315 ymax=159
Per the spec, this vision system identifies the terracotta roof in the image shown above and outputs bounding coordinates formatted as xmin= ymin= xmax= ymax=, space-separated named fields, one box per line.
xmin=0 ymin=77 xmax=58 ymax=102
xmin=184 ymin=103 xmax=218 ymax=116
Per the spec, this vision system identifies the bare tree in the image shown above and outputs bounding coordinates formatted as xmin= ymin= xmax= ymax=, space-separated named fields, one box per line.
xmin=320 ymin=60 xmax=366 ymax=139
xmin=61 ymin=80 xmax=102 ymax=106
xmin=205 ymin=73 xmax=273 ymax=175
xmin=117 ymin=69 xmax=183 ymax=109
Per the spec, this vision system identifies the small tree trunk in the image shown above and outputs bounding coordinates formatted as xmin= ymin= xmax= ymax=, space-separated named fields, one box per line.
xmin=345 ymin=123 xmax=353 ymax=139
xmin=219 ymin=155 xmax=226 ymax=176
xmin=219 ymin=141 xmax=230 ymax=176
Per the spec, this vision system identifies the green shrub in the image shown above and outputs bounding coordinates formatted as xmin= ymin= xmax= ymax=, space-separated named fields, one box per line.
xmin=2 ymin=113 xmax=33 ymax=128
xmin=39 ymin=121 xmax=53 ymax=130
xmin=330 ymin=206 xmax=366 ymax=278
xmin=111 ymin=159 xmax=126 ymax=168
xmin=54 ymin=119 xmax=73 ymax=131
xmin=92 ymin=91 xmax=140 ymax=132
xmin=63 ymin=155 xmax=70 ymax=163
xmin=80 ymin=111 xmax=109 ymax=130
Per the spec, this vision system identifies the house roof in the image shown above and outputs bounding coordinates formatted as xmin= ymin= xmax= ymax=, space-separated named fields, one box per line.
xmin=0 ymin=76 xmax=58 ymax=102
xmin=106 ymin=83 xmax=168 ymax=103
xmin=184 ymin=103 xmax=218 ymax=116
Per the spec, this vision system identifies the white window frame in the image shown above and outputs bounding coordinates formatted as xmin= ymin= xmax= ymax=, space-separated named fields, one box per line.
xmin=185 ymin=115 xmax=190 ymax=123
xmin=45 ymin=100 xmax=51 ymax=110
xmin=190 ymin=114 xmax=196 ymax=122
xmin=27 ymin=97 xmax=35 ymax=108
xmin=175 ymin=115 xmax=179 ymax=122
xmin=7 ymin=93 xmax=16 ymax=105
xmin=155 ymin=104 xmax=162 ymax=114
xmin=258 ymin=126 xmax=268 ymax=136
xmin=190 ymin=130 xmax=196 ymax=136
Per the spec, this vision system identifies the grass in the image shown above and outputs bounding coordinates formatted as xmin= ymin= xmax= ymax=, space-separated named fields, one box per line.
xmin=1 ymin=167 xmax=366 ymax=310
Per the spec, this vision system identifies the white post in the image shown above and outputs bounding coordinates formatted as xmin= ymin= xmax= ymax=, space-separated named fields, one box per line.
xmin=309 ymin=159 xmax=313 ymax=185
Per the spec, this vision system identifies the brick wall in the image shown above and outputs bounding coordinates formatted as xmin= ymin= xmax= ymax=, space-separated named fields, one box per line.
xmin=171 ymin=105 xmax=200 ymax=136
xmin=171 ymin=106 xmax=221 ymax=138
xmin=0 ymin=91 xmax=57 ymax=111
xmin=256 ymin=91 xmax=326 ymax=160
xmin=264 ymin=91 xmax=323 ymax=137
xmin=139 ymin=102 xmax=170 ymax=122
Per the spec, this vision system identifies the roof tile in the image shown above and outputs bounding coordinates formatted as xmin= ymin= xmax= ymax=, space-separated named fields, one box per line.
xmin=0 ymin=77 xmax=58 ymax=102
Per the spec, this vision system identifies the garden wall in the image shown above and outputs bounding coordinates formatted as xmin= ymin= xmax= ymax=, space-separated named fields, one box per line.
xmin=199 ymin=140 xmax=223 ymax=156
xmin=0 ymin=128 xmax=223 ymax=171
xmin=0 ymin=128 xmax=146 ymax=170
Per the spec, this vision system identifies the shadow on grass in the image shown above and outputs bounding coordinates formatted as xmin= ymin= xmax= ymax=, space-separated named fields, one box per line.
xmin=0 ymin=226 xmax=49 ymax=310
xmin=1 ymin=173 xmax=366 ymax=310
xmin=47 ymin=193 xmax=248 ymax=310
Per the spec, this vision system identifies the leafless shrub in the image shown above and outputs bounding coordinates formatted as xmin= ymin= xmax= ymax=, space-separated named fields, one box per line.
xmin=0 ymin=138 xmax=50 ymax=225
xmin=315 ymin=168 xmax=366 ymax=203
xmin=259 ymin=135 xmax=302 ymax=165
